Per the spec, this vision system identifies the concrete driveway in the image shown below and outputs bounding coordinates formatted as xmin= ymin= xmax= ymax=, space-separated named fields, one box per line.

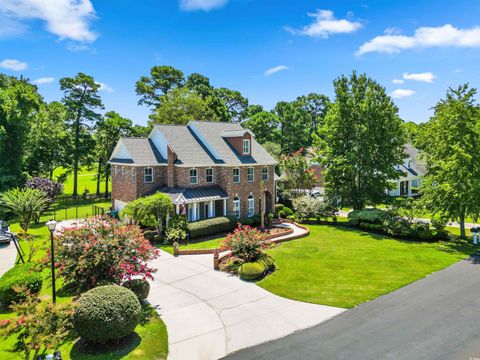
xmin=226 ymin=255 xmax=480 ymax=360
xmin=0 ymin=241 xmax=17 ymax=277
xmin=148 ymin=250 xmax=345 ymax=360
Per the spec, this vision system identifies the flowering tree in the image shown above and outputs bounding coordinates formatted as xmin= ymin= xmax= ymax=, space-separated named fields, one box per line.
xmin=280 ymin=149 xmax=316 ymax=194
xmin=222 ymin=224 xmax=267 ymax=262
xmin=0 ymin=289 xmax=74 ymax=360
xmin=53 ymin=217 xmax=159 ymax=293
xmin=25 ymin=177 xmax=63 ymax=204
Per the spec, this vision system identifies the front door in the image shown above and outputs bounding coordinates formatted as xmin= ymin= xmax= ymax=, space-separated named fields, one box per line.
xmin=400 ymin=181 xmax=409 ymax=196
xmin=204 ymin=203 xmax=209 ymax=218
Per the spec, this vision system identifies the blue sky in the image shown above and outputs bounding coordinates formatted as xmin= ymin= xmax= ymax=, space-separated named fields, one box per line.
xmin=1 ymin=0 xmax=480 ymax=125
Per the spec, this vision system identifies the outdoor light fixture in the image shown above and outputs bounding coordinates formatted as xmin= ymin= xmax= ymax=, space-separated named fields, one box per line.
xmin=46 ymin=220 xmax=58 ymax=303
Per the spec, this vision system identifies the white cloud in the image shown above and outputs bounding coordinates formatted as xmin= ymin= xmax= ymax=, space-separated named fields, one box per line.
xmin=358 ymin=24 xmax=480 ymax=55
xmin=264 ymin=65 xmax=290 ymax=77
xmin=179 ymin=0 xmax=228 ymax=11
xmin=96 ymin=82 xmax=113 ymax=92
xmin=33 ymin=77 xmax=55 ymax=85
xmin=0 ymin=0 xmax=97 ymax=42
xmin=0 ymin=58 xmax=27 ymax=71
xmin=454 ymin=68 xmax=463 ymax=73
xmin=390 ymin=89 xmax=415 ymax=98
xmin=286 ymin=9 xmax=363 ymax=38
xmin=392 ymin=78 xmax=404 ymax=84
xmin=403 ymin=72 xmax=436 ymax=83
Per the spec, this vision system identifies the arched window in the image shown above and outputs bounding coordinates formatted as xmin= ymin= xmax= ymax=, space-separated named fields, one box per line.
xmin=248 ymin=194 xmax=254 ymax=217
xmin=233 ymin=197 xmax=240 ymax=218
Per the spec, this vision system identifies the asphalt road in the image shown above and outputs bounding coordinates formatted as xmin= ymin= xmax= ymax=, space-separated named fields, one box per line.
xmin=226 ymin=255 xmax=480 ymax=360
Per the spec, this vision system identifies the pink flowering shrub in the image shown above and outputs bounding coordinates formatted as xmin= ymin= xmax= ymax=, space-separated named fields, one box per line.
xmin=221 ymin=224 xmax=267 ymax=262
xmin=53 ymin=217 xmax=159 ymax=293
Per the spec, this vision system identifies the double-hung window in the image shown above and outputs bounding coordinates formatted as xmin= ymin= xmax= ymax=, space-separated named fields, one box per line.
xmin=121 ymin=166 xmax=126 ymax=180
xmin=233 ymin=197 xmax=240 ymax=218
xmin=247 ymin=167 xmax=254 ymax=182
xmin=262 ymin=166 xmax=269 ymax=181
xmin=190 ymin=168 xmax=198 ymax=185
xmin=114 ymin=165 xmax=118 ymax=178
xmin=206 ymin=168 xmax=213 ymax=183
xmin=243 ymin=139 xmax=251 ymax=155
xmin=144 ymin=167 xmax=153 ymax=183
xmin=247 ymin=195 xmax=254 ymax=217
xmin=131 ymin=167 xmax=137 ymax=182
xmin=233 ymin=168 xmax=240 ymax=183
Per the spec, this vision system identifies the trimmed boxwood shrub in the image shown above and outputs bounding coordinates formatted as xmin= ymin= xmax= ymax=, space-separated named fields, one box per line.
xmin=0 ymin=263 xmax=42 ymax=307
xmin=274 ymin=204 xmax=284 ymax=216
xmin=73 ymin=285 xmax=141 ymax=344
xmin=239 ymin=262 xmax=265 ymax=281
xmin=122 ymin=279 xmax=150 ymax=300
xmin=256 ymin=253 xmax=275 ymax=272
xmin=188 ymin=216 xmax=237 ymax=238
xmin=348 ymin=208 xmax=393 ymax=226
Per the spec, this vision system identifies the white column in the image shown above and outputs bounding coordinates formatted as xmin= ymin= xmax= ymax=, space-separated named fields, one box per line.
xmin=175 ymin=204 xmax=180 ymax=215
xmin=193 ymin=202 xmax=198 ymax=221
xmin=408 ymin=180 xmax=412 ymax=196
xmin=166 ymin=213 xmax=170 ymax=228
xmin=210 ymin=200 xmax=215 ymax=217
xmin=223 ymin=199 xmax=227 ymax=216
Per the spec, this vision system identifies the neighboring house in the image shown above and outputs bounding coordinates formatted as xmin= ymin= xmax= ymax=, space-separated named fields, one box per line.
xmin=108 ymin=121 xmax=277 ymax=221
xmin=388 ymin=143 xmax=426 ymax=197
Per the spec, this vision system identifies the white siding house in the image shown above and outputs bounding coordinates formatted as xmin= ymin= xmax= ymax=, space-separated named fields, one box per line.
xmin=388 ymin=143 xmax=426 ymax=197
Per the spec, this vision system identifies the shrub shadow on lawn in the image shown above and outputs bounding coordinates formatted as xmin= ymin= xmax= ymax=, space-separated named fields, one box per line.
xmin=70 ymin=332 xmax=142 ymax=360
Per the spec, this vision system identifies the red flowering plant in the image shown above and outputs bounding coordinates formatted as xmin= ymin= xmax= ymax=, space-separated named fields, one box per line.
xmin=221 ymin=224 xmax=268 ymax=262
xmin=51 ymin=217 xmax=159 ymax=293
xmin=280 ymin=148 xmax=317 ymax=194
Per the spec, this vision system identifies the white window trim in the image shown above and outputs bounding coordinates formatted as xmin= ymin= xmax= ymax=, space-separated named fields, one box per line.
xmin=233 ymin=197 xmax=240 ymax=218
xmin=190 ymin=168 xmax=198 ymax=185
xmin=121 ymin=166 xmax=126 ymax=180
xmin=248 ymin=194 xmax=254 ymax=217
xmin=243 ymin=139 xmax=251 ymax=155
xmin=247 ymin=167 xmax=254 ymax=182
xmin=205 ymin=168 xmax=214 ymax=183
xmin=144 ymin=167 xmax=153 ymax=184
xmin=233 ymin=167 xmax=240 ymax=184
xmin=131 ymin=167 xmax=137 ymax=182
xmin=262 ymin=166 xmax=269 ymax=181
xmin=114 ymin=165 xmax=118 ymax=177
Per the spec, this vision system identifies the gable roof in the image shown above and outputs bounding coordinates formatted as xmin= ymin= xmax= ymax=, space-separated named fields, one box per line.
xmin=110 ymin=138 xmax=166 ymax=165
xmin=404 ymin=143 xmax=427 ymax=176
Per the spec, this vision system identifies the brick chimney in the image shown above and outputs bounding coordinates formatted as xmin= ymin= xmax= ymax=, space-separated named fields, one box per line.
xmin=167 ymin=145 xmax=177 ymax=188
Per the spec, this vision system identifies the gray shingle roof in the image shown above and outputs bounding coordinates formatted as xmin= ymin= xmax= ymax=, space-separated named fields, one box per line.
xmin=404 ymin=143 xmax=426 ymax=175
xmin=110 ymin=138 xmax=166 ymax=165
xmin=158 ymin=185 xmax=228 ymax=204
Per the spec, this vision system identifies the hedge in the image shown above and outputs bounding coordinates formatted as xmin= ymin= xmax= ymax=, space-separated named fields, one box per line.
xmin=348 ymin=208 xmax=393 ymax=226
xmin=0 ymin=263 xmax=43 ymax=307
xmin=238 ymin=254 xmax=275 ymax=281
xmin=188 ymin=216 xmax=237 ymax=238
xmin=73 ymin=285 xmax=141 ymax=343
xmin=122 ymin=279 xmax=150 ymax=300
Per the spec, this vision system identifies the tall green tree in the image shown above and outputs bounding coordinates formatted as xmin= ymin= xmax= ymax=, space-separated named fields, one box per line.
xmin=314 ymin=72 xmax=405 ymax=209
xmin=296 ymin=93 xmax=330 ymax=137
xmin=95 ymin=111 xmax=134 ymax=197
xmin=216 ymin=87 xmax=248 ymax=122
xmin=136 ymin=65 xmax=185 ymax=108
xmin=60 ymin=73 xmax=104 ymax=197
xmin=274 ymin=101 xmax=309 ymax=154
xmin=242 ymin=111 xmax=280 ymax=144
xmin=417 ymin=84 xmax=480 ymax=238
xmin=25 ymin=101 xmax=70 ymax=178
xmin=0 ymin=75 xmax=42 ymax=190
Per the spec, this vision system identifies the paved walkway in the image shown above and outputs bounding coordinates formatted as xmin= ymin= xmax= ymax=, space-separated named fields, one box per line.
xmin=0 ymin=241 xmax=17 ymax=277
xmin=227 ymin=255 xmax=480 ymax=360
xmin=148 ymin=224 xmax=344 ymax=360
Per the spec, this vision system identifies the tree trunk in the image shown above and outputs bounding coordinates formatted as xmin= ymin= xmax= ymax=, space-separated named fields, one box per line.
xmin=96 ymin=159 xmax=102 ymax=197
xmin=104 ymin=170 xmax=109 ymax=199
xmin=459 ymin=213 xmax=466 ymax=239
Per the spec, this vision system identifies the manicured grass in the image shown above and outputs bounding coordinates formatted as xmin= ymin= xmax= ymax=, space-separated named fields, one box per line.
xmin=159 ymin=234 xmax=226 ymax=254
xmin=257 ymin=224 xmax=477 ymax=309
xmin=53 ymin=167 xmax=111 ymax=196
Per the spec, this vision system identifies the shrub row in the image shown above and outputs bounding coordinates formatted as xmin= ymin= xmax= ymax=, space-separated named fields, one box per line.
xmin=188 ymin=216 xmax=237 ymax=238
xmin=348 ymin=208 xmax=393 ymax=226
xmin=0 ymin=263 xmax=43 ymax=307
xmin=238 ymin=253 xmax=275 ymax=281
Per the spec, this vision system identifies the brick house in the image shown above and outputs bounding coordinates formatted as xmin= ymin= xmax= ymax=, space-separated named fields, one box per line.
xmin=109 ymin=121 xmax=277 ymax=221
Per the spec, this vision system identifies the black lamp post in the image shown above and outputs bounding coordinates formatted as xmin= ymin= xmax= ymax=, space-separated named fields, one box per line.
xmin=46 ymin=220 xmax=57 ymax=304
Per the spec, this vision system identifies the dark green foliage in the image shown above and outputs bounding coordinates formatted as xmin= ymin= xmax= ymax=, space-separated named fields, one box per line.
xmin=278 ymin=206 xmax=294 ymax=219
xmin=274 ymin=204 xmax=284 ymax=215
xmin=239 ymin=215 xmax=261 ymax=226
xmin=238 ymin=262 xmax=265 ymax=281
xmin=188 ymin=216 xmax=237 ymax=238
xmin=122 ymin=279 xmax=150 ymax=300
xmin=0 ymin=263 xmax=42 ymax=306
xmin=348 ymin=208 xmax=393 ymax=226
xmin=256 ymin=253 xmax=275 ymax=272
xmin=73 ymin=285 xmax=141 ymax=344
xmin=219 ymin=256 xmax=244 ymax=273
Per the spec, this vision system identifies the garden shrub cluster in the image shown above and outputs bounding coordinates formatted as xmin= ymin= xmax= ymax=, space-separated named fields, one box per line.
xmin=122 ymin=279 xmax=150 ymax=300
xmin=292 ymin=195 xmax=338 ymax=223
xmin=73 ymin=285 xmax=141 ymax=344
xmin=222 ymin=224 xmax=267 ymax=262
xmin=0 ymin=263 xmax=42 ymax=307
xmin=238 ymin=254 xmax=275 ymax=281
xmin=188 ymin=216 xmax=237 ymax=238
xmin=278 ymin=206 xmax=294 ymax=219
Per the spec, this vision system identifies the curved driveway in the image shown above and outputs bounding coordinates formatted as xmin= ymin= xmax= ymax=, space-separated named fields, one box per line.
xmin=148 ymin=242 xmax=345 ymax=360
xmin=226 ymin=255 xmax=480 ymax=360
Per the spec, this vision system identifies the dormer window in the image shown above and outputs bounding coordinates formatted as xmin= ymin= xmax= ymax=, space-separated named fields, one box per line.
xmin=243 ymin=139 xmax=251 ymax=155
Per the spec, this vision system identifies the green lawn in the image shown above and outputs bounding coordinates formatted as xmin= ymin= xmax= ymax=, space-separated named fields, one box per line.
xmin=53 ymin=167 xmax=111 ymax=196
xmin=257 ymin=224 xmax=477 ymax=309
xmin=159 ymin=234 xmax=227 ymax=254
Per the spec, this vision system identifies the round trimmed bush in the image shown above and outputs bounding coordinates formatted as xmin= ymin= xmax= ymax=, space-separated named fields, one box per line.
xmin=122 ymin=279 xmax=150 ymax=300
xmin=73 ymin=285 xmax=141 ymax=343
xmin=0 ymin=263 xmax=42 ymax=307
xmin=256 ymin=254 xmax=275 ymax=271
xmin=239 ymin=262 xmax=265 ymax=281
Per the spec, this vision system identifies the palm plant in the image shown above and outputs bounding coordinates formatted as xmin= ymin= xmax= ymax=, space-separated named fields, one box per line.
xmin=0 ymin=188 xmax=49 ymax=232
